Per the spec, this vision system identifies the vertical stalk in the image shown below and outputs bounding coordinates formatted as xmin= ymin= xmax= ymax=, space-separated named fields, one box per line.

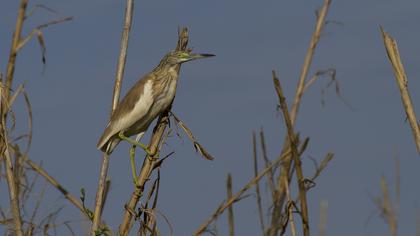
xmin=1 ymin=1 xmax=29 ymax=235
xmin=2 ymin=148 xmax=24 ymax=236
xmin=273 ymin=71 xmax=310 ymax=236
xmin=227 ymin=174 xmax=235 ymax=236
xmin=253 ymin=132 xmax=265 ymax=234
xmin=5 ymin=0 xmax=29 ymax=94
xmin=290 ymin=0 xmax=331 ymax=124
xmin=90 ymin=0 xmax=135 ymax=234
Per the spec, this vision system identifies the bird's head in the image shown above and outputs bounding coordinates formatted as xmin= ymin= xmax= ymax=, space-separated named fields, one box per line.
xmin=164 ymin=50 xmax=215 ymax=65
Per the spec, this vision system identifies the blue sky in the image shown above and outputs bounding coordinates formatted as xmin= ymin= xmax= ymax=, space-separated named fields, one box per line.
xmin=1 ymin=0 xmax=420 ymax=235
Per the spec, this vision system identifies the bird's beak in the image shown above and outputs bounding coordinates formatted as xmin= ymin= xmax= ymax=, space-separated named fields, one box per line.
xmin=187 ymin=53 xmax=215 ymax=61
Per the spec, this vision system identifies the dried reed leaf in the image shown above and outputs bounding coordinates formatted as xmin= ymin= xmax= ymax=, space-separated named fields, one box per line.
xmin=152 ymin=151 xmax=174 ymax=170
xmin=35 ymin=29 xmax=47 ymax=65
xmin=21 ymin=89 xmax=33 ymax=154
xmin=171 ymin=113 xmax=214 ymax=160
xmin=151 ymin=170 xmax=161 ymax=210
xmin=63 ymin=221 xmax=77 ymax=236
xmin=141 ymin=208 xmax=173 ymax=236
xmin=17 ymin=16 xmax=73 ymax=53
xmin=381 ymin=26 xmax=420 ymax=156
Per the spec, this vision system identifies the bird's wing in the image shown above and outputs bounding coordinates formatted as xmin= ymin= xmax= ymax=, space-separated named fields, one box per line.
xmin=97 ymin=76 xmax=155 ymax=151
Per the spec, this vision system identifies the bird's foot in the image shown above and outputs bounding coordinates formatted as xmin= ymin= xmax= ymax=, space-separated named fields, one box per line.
xmin=118 ymin=131 xmax=157 ymax=157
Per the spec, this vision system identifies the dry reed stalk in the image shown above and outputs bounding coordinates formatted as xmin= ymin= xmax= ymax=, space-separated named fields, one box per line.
xmin=5 ymin=0 xmax=28 ymax=97
xmin=1 ymin=1 xmax=30 ymax=235
xmin=284 ymin=178 xmax=297 ymax=236
xmin=1 ymin=147 xmax=23 ymax=236
xmin=227 ymin=174 xmax=235 ymax=236
xmin=273 ymin=71 xmax=310 ymax=236
xmin=271 ymin=1 xmax=331 ymax=233
xmin=118 ymin=28 xmax=189 ymax=236
xmin=91 ymin=0 xmax=135 ymax=234
xmin=193 ymin=148 xmax=292 ymax=236
xmin=259 ymin=128 xmax=276 ymax=199
xmin=253 ymin=132 xmax=265 ymax=234
xmin=290 ymin=0 xmax=331 ymax=123
xmin=318 ymin=200 xmax=328 ymax=236
xmin=380 ymin=27 xmax=420 ymax=156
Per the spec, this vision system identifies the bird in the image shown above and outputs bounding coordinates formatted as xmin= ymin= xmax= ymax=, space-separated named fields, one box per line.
xmin=97 ymin=50 xmax=214 ymax=155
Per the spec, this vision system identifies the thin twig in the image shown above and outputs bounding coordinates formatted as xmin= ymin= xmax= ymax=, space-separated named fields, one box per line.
xmin=380 ymin=27 xmax=420 ymax=156
xmin=259 ymin=128 xmax=276 ymax=200
xmin=309 ymin=153 xmax=334 ymax=182
xmin=253 ymin=132 xmax=265 ymax=234
xmin=91 ymin=0 xmax=135 ymax=234
xmin=25 ymin=4 xmax=58 ymax=19
xmin=27 ymin=180 xmax=47 ymax=232
xmin=16 ymin=16 xmax=73 ymax=52
xmin=227 ymin=174 xmax=235 ymax=236
xmin=273 ymin=71 xmax=310 ymax=236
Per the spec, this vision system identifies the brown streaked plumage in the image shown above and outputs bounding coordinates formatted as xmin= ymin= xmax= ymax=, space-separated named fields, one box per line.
xmin=97 ymin=50 xmax=214 ymax=154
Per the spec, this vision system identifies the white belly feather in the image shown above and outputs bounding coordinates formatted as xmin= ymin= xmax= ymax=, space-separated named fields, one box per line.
xmin=117 ymin=80 xmax=154 ymax=131
xmin=125 ymin=77 xmax=178 ymax=136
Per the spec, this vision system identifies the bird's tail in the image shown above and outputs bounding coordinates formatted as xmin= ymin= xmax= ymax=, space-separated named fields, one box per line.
xmin=98 ymin=136 xmax=120 ymax=154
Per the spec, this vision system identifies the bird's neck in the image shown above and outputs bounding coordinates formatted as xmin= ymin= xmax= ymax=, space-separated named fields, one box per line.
xmin=154 ymin=60 xmax=179 ymax=72
xmin=153 ymin=63 xmax=180 ymax=80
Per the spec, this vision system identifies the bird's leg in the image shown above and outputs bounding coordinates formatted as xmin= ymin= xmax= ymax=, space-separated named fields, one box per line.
xmin=130 ymin=133 xmax=146 ymax=186
xmin=129 ymin=145 xmax=138 ymax=186
xmin=118 ymin=131 xmax=156 ymax=157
